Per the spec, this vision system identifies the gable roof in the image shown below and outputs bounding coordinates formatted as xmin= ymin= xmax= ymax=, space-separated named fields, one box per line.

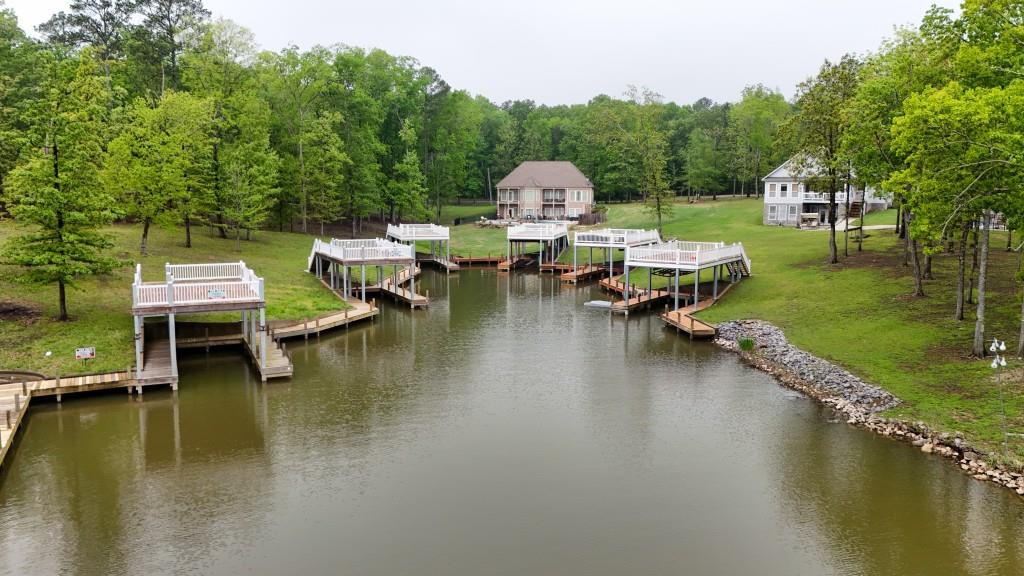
xmin=496 ymin=161 xmax=594 ymax=189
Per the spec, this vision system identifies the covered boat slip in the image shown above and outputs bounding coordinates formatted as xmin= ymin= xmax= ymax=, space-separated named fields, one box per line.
xmin=385 ymin=223 xmax=459 ymax=272
xmin=502 ymin=222 xmax=570 ymax=271
xmin=622 ymin=240 xmax=752 ymax=335
xmin=131 ymin=262 xmax=291 ymax=385
xmin=564 ymin=228 xmax=662 ymax=282
xmin=308 ymin=237 xmax=428 ymax=308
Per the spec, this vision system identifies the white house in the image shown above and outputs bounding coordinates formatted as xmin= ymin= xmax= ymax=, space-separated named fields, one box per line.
xmin=762 ymin=158 xmax=890 ymax=227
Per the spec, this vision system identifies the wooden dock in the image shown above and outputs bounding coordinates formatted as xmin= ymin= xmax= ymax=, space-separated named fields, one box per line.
xmin=660 ymin=283 xmax=736 ymax=338
xmin=560 ymin=264 xmax=609 ymax=283
xmin=498 ymin=256 xmax=533 ymax=271
xmin=272 ymin=298 xmax=379 ymax=340
xmin=452 ymin=254 xmax=503 ymax=267
xmin=416 ymin=252 xmax=460 ymax=272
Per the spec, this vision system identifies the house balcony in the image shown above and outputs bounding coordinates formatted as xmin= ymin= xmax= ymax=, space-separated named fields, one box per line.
xmin=542 ymin=195 xmax=566 ymax=203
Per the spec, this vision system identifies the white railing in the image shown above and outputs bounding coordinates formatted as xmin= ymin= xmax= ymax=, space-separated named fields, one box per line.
xmin=133 ymin=262 xmax=263 ymax=309
xmin=314 ymin=237 xmax=415 ymax=262
xmin=575 ymin=228 xmax=661 ymax=247
xmin=386 ymin=223 xmax=450 ymax=241
xmin=165 ymin=262 xmax=246 ymax=282
xmin=508 ymin=222 xmax=569 ymax=241
xmin=627 ymin=240 xmax=748 ymax=269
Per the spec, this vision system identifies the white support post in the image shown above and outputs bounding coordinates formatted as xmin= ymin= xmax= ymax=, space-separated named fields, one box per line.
xmin=713 ymin=265 xmax=719 ymax=300
xmin=330 ymin=261 xmax=335 ymax=289
xmin=133 ymin=315 xmax=143 ymax=379
xmin=409 ymin=262 xmax=415 ymax=308
xmin=343 ymin=265 xmax=349 ymax=298
xmin=168 ymin=313 xmax=178 ymax=379
xmin=573 ymin=242 xmax=577 ymax=271
xmin=623 ymin=263 xmax=630 ymax=301
xmin=674 ymin=269 xmax=680 ymax=310
xmin=259 ymin=307 xmax=267 ymax=374
xmin=361 ymin=265 xmax=366 ymax=302
xmin=693 ymin=270 xmax=700 ymax=308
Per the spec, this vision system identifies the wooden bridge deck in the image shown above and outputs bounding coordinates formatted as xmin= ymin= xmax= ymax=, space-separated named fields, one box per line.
xmin=272 ymin=297 xmax=379 ymax=339
xmin=498 ymin=256 xmax=533 ymax=271
xmin=452 ymin=255 xmax=503 ymax=267
xmin=561 ymin=265 xmax=609 ymax=283
xmin=416 ymin=252 xmax=460 ymax=272
xmin=660 ymin=282 xmax=737 ymax=338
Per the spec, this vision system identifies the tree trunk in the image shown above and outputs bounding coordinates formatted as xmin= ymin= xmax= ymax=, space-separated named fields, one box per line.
xmin=58 ymin=279 xmax=68 ymax=322
xmin=215 ymin=213 xmax=228 ymax=239
xmin=972 ymin=211 xmax=991 ymax=357
xmin=910 ymin=234 xmax=925 ymax=297
xmin=1018 ymin=276 xmax=1024 ymax=358
xmin=903 ymin=208 xmax=911 ymax=267
xmin=969 ymin=225 xmax=979 ymax=304
xmin=923 ymin=253 xmax=933 ymax=280
xmin=843 ymin=178 xmax=851 ymax=257
xmin=955 ymin=221 xmax=969 ymax=321
xmin=1008 ymin=229 xmax=1014 ymax=252
xmin=184 ymin=213 xmax=192 ymax=248
xmin=141 ymin=217 xmax=151 ymax=255
xmin=828 ymin=195 xmax=838 ymax=264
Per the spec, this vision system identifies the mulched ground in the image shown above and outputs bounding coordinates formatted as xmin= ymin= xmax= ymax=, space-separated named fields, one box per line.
xmin=0 ymin=300 xmax=41 ymax=325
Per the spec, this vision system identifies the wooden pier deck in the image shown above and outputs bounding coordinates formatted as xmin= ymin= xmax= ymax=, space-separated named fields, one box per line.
xmin=498 ymin=256 xmax=533 ymax=271
xmin=660 ymin=283 xmax=736 ymax=338
xmin=452 ymin=254 xmax=503 ymax=267
xmin=272 ymin=297 xmax=379 ymax=339
xmin=416 ymin=252 xmax=460 ymax=272
xmin=538 ymin=261 xmax=574 ymax=273
xmin=560 ymin=265 xmax=609 ymax=283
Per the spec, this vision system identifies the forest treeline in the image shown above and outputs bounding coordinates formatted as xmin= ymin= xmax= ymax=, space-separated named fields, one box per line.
xmin=0 ymin=0 xmax=794 ymax=241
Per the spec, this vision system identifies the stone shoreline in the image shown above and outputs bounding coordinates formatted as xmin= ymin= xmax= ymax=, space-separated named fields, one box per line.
xmin=715 ymin=319 xmax=1024 ymax=497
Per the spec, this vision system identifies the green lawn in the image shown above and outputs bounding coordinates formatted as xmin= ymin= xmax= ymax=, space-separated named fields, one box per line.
xmin=0 ymin=223 xmax=345 ymax=375
xmin=852 ymin=207 xmax=899 ymax=227
xmin=438 ymin=203 xmax=495 ymax=225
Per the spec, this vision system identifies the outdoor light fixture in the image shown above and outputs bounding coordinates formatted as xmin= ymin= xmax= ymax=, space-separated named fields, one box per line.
xmin=991 ymin=338 xmax=1010 ymax=455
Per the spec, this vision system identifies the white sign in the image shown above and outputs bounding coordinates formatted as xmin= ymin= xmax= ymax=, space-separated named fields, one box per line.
xmin=75 ymin=347 xmax=96 ymax=360
xmin=207 ymin=289 xmax=227 ymax=299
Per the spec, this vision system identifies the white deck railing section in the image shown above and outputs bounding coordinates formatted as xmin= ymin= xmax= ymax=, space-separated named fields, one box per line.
xmin=508 ymin=222 xmax=569 ymax=241
xmin=310 ymin=238 xmax=415 ymax=264
xmin=132 ymin=262 xmax=264 ymax=309
xmin=627 ymin=240 xmax=750 ymax=270
xmin=386 ymin=223 xmax=450 ymax=241
xmin=575 ymin=228 xmax=661 ymax=247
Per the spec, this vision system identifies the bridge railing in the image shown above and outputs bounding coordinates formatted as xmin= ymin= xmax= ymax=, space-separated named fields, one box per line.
xmin=386 ymin=223 xmax=450 ymax=241
xmin=133 ymin=262 xmax=264 ymax=309
xmin=508 ymin=222 xmax=568 ymax=241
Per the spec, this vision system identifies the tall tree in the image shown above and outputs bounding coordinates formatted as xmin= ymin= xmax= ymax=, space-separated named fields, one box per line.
xmin=728 ymin=84 xmax=790 ymax=196
xmin=1 ymin=52 xmax=119 ymax=320
xmin=783 ymin=55 xmax=861 ymax=264
xmin=38 ymin=0 xmax=133 ymax=87
xmin=134 ymin=0 xmax=209 ymax=93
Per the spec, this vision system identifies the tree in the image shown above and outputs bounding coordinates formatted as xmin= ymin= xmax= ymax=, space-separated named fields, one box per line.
xmin=134 ymin=0 xmax=209 ymax=93
xmin=261 ymin=45 xmax=332 ymax=232
xmin=304 ymin=110 xmax=349 ymax=234
xmin=1 ymin=52 xmax=119 ymax=321
xmin=890 ymin=80 xmax=1024 ymax=356
xmin=38 ymin=0 xmax=134 ymax=87
xmin=0 ymin=4 xmax=40 ymax=199
xmin=387 ymin=121 xmax=427 ymax=221
xmin=783 ymin=55 xmax=861 ymax=264
xmin=729 ymin=84 xmax=790 ymax=197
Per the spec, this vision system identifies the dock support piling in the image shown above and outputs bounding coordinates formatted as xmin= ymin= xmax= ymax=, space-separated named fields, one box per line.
xmin=168 ymin=312 xmax=178 ymax=379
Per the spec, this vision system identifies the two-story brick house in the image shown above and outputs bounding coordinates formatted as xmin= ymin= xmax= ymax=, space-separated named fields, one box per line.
xmin=495 ymin=161 xmax=595 ymax=220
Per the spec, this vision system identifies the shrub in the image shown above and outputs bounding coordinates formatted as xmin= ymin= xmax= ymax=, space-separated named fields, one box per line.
xmin=738 ymin=337 xmax=756 ymax=352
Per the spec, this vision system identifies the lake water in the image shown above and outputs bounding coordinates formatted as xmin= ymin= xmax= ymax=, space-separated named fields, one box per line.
xmin=2 ymin=269 xmax=1023 ymax=575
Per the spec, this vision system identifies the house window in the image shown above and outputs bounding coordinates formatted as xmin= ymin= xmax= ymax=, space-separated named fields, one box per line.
xmin=568 ymin=207 xmax=581 ymax=217
xmin=523 ymin=190 xmax=537 ymax=202
xmin=768 ymin=183 xmax=776 ymax=198
xmin=768 ymin=205 xmax=778 ymax=220
xmin=788 ymin=205 xmax=798 ymax=220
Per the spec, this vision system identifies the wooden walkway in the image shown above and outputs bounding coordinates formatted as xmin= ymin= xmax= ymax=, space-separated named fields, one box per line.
xmin=452 ymin=255 xmax=503 ymax=267
xmin=560 ymin=265 xmax=609 ymax=283
xmin=498 ymin=256 xmax=533 ymax=271
xmin=271 ymin=296 xmax=379 ymax=339
xmin=660 ymin=282 xmax=736 ymax=338
xmin=416 ymin=252 xmax=460 ymax=272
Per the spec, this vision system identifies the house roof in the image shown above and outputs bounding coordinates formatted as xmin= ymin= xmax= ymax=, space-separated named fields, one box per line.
xmin=495 ymin=161 xmax=593 ymax=189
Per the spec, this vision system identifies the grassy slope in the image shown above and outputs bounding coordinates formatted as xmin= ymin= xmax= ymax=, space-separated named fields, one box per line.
xmin=0 ymin=223 xmax=343 ymax=374
xmin=451 ymin=199 xmax=1023 ymax=457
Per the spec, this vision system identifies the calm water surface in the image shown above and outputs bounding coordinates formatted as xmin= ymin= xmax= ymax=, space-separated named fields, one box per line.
xmin=2 ymin=270 xmax=1024 ymax=575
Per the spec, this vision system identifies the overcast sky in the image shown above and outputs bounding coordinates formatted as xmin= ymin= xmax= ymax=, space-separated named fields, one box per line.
xmin=6 ymin=0 xmax=960 ymax=105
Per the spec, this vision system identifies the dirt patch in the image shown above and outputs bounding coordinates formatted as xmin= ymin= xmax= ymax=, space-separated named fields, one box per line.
xmin=0 ymin=300 xmax=41 ymax=325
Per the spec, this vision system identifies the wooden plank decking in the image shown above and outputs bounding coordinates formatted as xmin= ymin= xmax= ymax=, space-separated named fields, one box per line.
xmin=560 ymin=265 xmax=609 ymax=283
